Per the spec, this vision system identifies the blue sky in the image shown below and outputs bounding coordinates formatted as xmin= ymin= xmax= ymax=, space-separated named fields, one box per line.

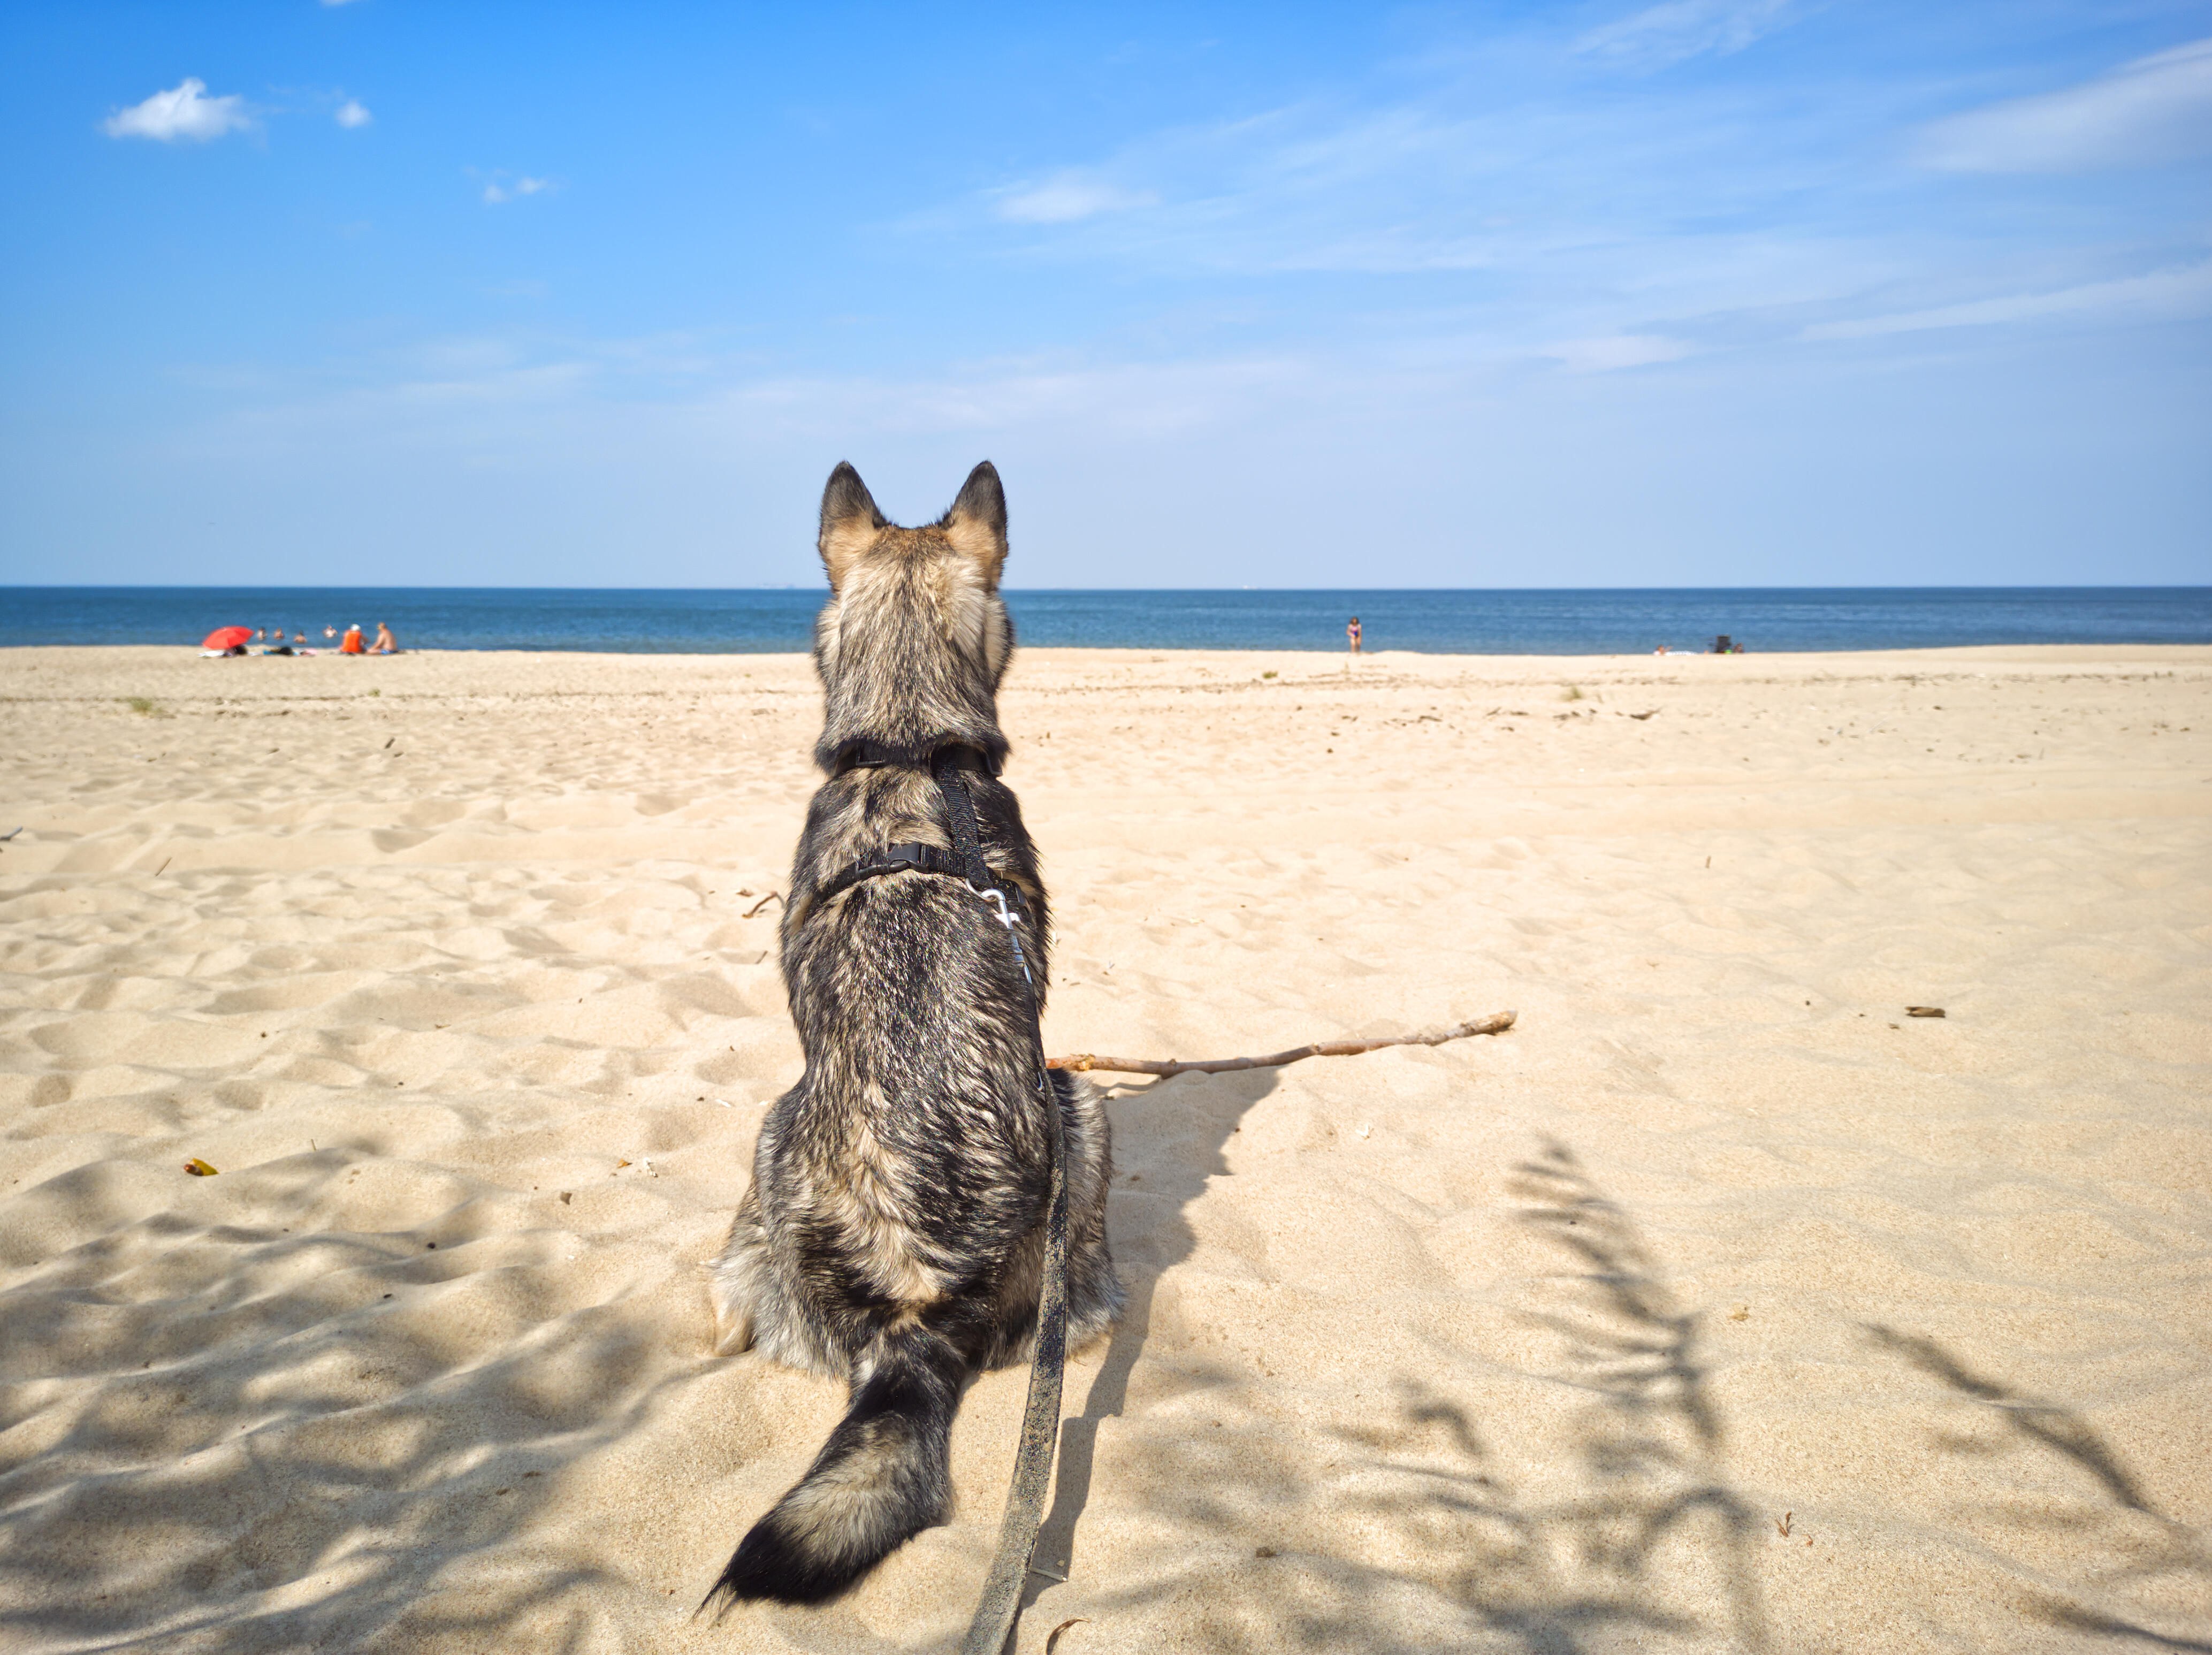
xmin=3 ymin=1 xmax=2208 ymax=588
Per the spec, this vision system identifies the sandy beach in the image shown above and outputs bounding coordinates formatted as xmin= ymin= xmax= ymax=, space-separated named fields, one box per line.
xmin=1 ymin=640 xmax=2207 ymax=1654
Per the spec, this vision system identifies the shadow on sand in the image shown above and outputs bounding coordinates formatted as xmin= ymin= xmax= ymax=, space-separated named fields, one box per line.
xmin=1026 ymin=1065 xmax=1284 ymax=1598
xmin=0 ymin=1151 xmax=691 ymax=1652
xmin=1022 ymin=1127 xmax=1770 ymax=1653
xmin=1867 ymin=1324 xmax=2212 ymax=1652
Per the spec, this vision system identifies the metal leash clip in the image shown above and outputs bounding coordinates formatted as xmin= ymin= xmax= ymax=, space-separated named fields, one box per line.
xmin=965 ymin=882 xmax=1033 ymax=986
xmin=966 ymin=881 xmax=1016 ymax=928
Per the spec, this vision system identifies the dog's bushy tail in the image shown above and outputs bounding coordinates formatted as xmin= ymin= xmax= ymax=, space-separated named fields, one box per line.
xmin=703 ymin=1328 xmax=965 ymax=1611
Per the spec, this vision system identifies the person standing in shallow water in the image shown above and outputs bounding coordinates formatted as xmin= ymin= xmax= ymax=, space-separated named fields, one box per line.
xmin=1347 ymin=615 xmax=1362 ymax=653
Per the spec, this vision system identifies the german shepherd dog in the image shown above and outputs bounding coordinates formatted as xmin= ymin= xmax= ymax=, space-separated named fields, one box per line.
xmin=703 ymin=461 xmax=1124 ymax=1611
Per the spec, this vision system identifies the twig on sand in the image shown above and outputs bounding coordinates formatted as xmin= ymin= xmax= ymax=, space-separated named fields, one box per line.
xmin=1050 ymin=1011 xmax=1516 ymax=1077
xmin=742 ymin=890 xmax=784 ymax=919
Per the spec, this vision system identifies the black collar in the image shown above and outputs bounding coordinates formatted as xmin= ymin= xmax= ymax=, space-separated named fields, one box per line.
xmin=830 ymin=738 xmax=1000 ymax=778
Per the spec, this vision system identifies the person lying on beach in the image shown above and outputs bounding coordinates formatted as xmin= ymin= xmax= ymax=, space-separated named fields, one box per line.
xmin=371 ymin=622 xmax=400 ymax=655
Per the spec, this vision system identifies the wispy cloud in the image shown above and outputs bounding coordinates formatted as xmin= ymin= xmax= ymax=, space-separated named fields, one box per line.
xmin=994 ymin=173 xmax=1157 ymax=224
xmin=973 ymin=102 xmax=1512 ymax=274
xmin=101 ymin=78 xmax=253 ymax=143
xmin=1543 ymin=333 xmax=1695 ymax=372
xmin=335 ymin=99 xmax=372 ymax=129
xmin=1803 ymin=262 xmax=2212 ymax=339
xmin=962 ymin=80 xmax=1885 ymax=352
xmin=482 ymin=174 xmax=555 ymax=204
xmin=1915 ymin=37 xmax=2212 ymax=172
xmin=1573 ymin=0 xmax=1802 ymax=72
xmin=958 ymin=27 xmax=2208 ymax=372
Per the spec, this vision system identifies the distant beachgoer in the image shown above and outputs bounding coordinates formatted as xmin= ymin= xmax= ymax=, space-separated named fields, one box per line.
xmin=1713 ymin=634 xmax=1733 ymax=655
xmin=1654 ymin=644 xmax=1668 ymax=655
xmin=341 ymin=624 xmax=365 ymax=655
xmin=1347 ymin=616 xmax=1362 ymax=653
xmin=293 ymin=632 xmax=306 ymax=645
xmin=371 ymin=622 xmax=399 ymax=655
xmin=324 ymin=626 xmax=337 ymax=643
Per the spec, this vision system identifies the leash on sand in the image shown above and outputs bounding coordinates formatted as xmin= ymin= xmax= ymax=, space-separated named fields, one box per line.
xmin=932 ymin=754 xmax=1071 ymax=1655
xmin=930 ymin=754 xmax=1517 ymax=1653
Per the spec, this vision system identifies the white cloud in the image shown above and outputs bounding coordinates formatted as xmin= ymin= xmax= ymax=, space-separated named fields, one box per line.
xmin=335 ymin=99 xmax=372 ymax=129
xmin=1543 ymin=333 xmax=1695 ymax=372
xmin=995 ymin=174 xmax=1158 ymax=224
xmin=1574 ymin=0 xmax=1799 ymax=72
xmin=483 ymin=176 xmax=553 ymax=204
xmin=101 ymin=78 xmax=253 ymax=143
xmin=1915 ymin=37 xmax=2212 ymax=172
xmin=1803 ymin=262 xmax=2212 ymax=340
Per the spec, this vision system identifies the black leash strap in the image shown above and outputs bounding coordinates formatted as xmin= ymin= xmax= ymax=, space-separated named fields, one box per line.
xmin=934 ymin=756 xmax=1071 ymax=1655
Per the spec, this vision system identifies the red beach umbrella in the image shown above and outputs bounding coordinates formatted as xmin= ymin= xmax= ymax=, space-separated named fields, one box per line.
xmin=201 ymin=626 xmax=251 ymax=650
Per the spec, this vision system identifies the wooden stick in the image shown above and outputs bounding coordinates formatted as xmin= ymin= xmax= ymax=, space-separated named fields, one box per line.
xmin=1049 ymin=1010 xmax=1516 ymax=1077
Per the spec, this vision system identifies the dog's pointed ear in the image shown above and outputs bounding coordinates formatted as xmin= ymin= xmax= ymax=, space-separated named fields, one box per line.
xmin=943 ymin=461 xmax=1007 ymax=588
xmin=819 ymin=461 xmax=886 ymax=590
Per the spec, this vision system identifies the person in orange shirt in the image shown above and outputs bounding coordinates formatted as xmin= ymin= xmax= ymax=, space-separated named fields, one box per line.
xmin=340 ymin=624 xmax=365 ymax=655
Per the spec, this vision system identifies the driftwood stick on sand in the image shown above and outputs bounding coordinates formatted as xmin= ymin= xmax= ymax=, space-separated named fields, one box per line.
xmin=1049 ymin=1010 xmax=1516 ymax=1077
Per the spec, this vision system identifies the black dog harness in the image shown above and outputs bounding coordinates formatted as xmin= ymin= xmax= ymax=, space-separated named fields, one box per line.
xmin=814 ymin=742 xmax=1026 ymax=912
xmin=818 ymin=741 xmax=1069 ymax=1655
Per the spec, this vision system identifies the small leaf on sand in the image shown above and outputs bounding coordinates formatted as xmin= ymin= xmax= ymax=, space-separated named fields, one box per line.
xmin=184 ymin=1157 xmax=218 ymax=1176
xmin=1906 ymin=1006 xmax=1946 ymax=1018
xmin=616 ymin=1159 xmax=631 ymax=1169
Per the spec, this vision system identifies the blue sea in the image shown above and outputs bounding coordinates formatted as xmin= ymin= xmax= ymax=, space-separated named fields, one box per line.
xmin=3 ymin=587 xmax=2208 ymax=656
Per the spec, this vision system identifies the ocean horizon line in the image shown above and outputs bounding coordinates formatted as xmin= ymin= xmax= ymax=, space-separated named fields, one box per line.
xmin=7 ymin=585 xmax=2209 ymax=657
xmin=7 ymin=582 xmax=2208 ymax=594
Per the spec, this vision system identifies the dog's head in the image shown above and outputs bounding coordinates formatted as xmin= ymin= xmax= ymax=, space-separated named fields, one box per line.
xmin=811 ymin=461 xmax=1015 ymax=757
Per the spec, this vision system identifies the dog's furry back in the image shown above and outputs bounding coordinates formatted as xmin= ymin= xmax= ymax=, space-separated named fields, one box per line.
xmin=702 ymin=461 xmax=1122 ymax=1612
